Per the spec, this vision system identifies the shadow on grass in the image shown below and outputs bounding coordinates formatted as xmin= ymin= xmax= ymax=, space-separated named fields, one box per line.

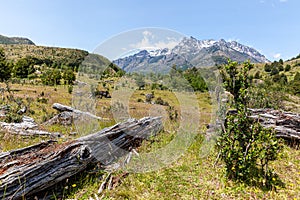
xmin=227 ymin=167 xmax=286 ymax=192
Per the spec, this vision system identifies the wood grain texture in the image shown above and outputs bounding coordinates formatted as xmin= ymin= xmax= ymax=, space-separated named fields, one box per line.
xmin=0 ymin=117 xmax=162 ymax=199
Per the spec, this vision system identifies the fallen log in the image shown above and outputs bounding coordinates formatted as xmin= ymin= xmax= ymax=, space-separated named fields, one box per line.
xmin=0 ymin=116 xmax=162 ymax=200
xmin=249 ymin=108 xmax=300 ymax=141
xmin=0 ymin=116 xmax=60 ymax=137
xmin=44 ymin=111 xmax=77 ymax=126
xmin=52 ymin=103 xmax=104 ymax=121
xmin=46 ymin=103 xmax=110 ymax=126
xmin=207 ymin=109 xmax=300 ymax=141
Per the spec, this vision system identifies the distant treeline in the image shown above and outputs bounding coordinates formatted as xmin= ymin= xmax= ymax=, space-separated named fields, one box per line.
xmin=131 ymin=65 xmax=208 ymax=92
xmin=0 ymin=47 xmax=124 ymax=86
xmin=261 ymin=59 xmax=300 ymax=96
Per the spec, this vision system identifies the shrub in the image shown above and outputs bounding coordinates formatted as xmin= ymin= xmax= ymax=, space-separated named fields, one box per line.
xmin=155 ymin=97 xmax=164 ymax=105
xmin=278 ymin=65 xmax=284 ymax=72
xmin=4 ymin=113 xmax=22 ymax=123
xmin=284 ymin=64 xmax=291 ymax=72
xmin=167 ymin=106 xmax=178 ymax=121
xmin=68 ymin=85 xmax=73 ymax=94
xmin=247 ymin=86 xmax=284 ymax=110
xmin=37 ymin=97 xmax=48 ymax=104
xmin=254 ymin=71 xmax=260 ymax=79
xmin=270 ymin=67 xmax=279 ymax=76
xmin=0 ymin=48 xmax=11 ymax=82
xmin=217 ymin=60 xmax=282 ymax=189
xmin=145 ymin=93 xmax=154 ymax=103
xmin=264 ymin=63 xmax=272 ymax=72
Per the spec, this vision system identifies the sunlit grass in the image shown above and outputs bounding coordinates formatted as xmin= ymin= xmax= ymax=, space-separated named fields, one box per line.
xmin=1 ymin=81 xmax=300 ymax=199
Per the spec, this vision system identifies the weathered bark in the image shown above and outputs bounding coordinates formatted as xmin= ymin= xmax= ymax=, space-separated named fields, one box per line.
xmin=0 ymin=116 xmax=60 ymax=137
xmin=0 ymin=116 xmax=162 ymax=200
xmin=207 ymin=109 xmax=300 ymax=141
xmin=1 ymin=103 xmax=107 ymax=136
xmin=249 ymin=108 xmax=300 ymax=141
xmin=52 ymin=103 xmax=104 ymax=121
xmin=43 ymin=111 xmax=76 ymax=126
xmin=46 ymin=103 xmax=110 ymax=126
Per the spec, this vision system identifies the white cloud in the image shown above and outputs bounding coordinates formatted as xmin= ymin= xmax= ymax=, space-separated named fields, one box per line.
xmin=279 ymin=0 xmax=288 ymax=2
xmin=130 ymin=31 xmax=152 ymax=49
xmin=130 ymin=31 xmax=180 ymax=50
xmin=143 ymin=30 xmax=153 ymax=37
xmin=227 ymin=38 xmax=240 ymax=42
xmin=273 ymin=53 xmax=281 ymax=59
xmin=153 ymin=40 xmax=179 ymax=49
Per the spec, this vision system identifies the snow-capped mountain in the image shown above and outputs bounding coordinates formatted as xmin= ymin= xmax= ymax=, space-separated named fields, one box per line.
xmin=113 ymin=36 xmax=269 ymax=73
xmin=148 ymin=48 xmax=171 ymax=57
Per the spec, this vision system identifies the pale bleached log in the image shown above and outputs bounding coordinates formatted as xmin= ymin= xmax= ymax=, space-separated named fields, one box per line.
xmin=209 ymin=109 xmax=300 ymax=141
xmin=248 ymin=108 xmax=300 ymax=141
xmin=52 ymin=103 xmax=104 ymax=121
xmin=0 ymin=116 xmax=162 ymax=200
xmin=0 ymin=116 xmax=60 ymax=137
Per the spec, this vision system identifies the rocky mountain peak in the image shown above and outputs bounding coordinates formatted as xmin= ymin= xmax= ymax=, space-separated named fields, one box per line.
xmin=0 ymin=34 xmax=35 ymax=45
xmin=113 ymin=36 xmax=269 ymax=73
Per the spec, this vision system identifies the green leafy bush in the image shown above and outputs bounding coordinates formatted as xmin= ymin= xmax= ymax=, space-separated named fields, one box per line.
xmin=217 ymin=60 xmax=283 ymax=189
xmin=0 ymin=48 xmax=11 ymax=82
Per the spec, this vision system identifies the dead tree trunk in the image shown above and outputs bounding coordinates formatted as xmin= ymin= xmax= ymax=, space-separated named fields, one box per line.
xmin=52 ymin=103 xmax=104 ymax=120
xmin=0 ymin=116 xmax=61 ymax=137
xmin=0 ymin=117 xmax=162 ymax=200
xmin=249 ymin=108 xmax=300 ymax=141
xmin=207 ymin=109 xmax=300 ymax=141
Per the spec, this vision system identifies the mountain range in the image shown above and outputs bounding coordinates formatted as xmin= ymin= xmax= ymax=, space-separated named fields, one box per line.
xmin=113 ymin=37 xmax=269 ymax=73
xmin=0 ymin=34 xmax=270 ymax=74
xmin=0 ymin=34 xmax=35 ymax=45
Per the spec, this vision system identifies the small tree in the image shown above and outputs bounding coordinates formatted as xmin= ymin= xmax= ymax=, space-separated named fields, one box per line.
xmin=284 ymin=64 xmax=291 ymax=72
xmin=294 ymin=72 xmax=300 ymax=82
xmin=41 ymin=69 xmax=62 ymax=86
xmin=0 ymin=49 xmax=11 ymax=82
xmin=135 ymin=75 xmax=146 ymax=90
xmin=254 ymin=71 xmax=260 ymax=79
xmin=14 ymin=56 xmax=36 ymax=78
xmin=264 ymin=63 xmax=272 ymax=72
xmin=270 ymin=67 xmax=279 ymax=76
xmin=217 ymin=60 xmax=282 ymax=188
xmin=291 ymin=72 xmax=300 ymax=95
xmin=63 ymin=69 xmax=76 ymax=85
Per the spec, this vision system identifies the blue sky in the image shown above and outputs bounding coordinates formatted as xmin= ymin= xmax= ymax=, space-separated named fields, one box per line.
xmin=0 ymin=0 xmax=299 ymax=61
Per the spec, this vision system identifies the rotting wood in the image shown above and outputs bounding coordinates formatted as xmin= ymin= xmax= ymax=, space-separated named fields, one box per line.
xmin=0 ymin=116 xmax=162 ymax=200
xmin=208 ymin=108 xmax=300 ymax=141
xmin=52 ymin=103 xmax=104 ymax=121
xmin=0 ymin=116 xmax=60 ymax=137
xmin=0 ymin=102 xmax=109 ymax=136
xmin=45 ymin=103 xmax=110 ymax=126
xmin=248 ymin=108 xmax=300 ymax=141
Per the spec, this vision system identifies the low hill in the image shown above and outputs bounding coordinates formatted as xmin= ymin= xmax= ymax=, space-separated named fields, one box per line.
xmin=287 ymin=53 xmax=300 ymax=62
xmin=0 ymin=34 xmax=35 ymax=45
xmin=0 ymin=44 xmax=124 ymax=81
xmin=251 ymin=54 xmax=300 ymax=82
xmin=0 ymin=44 xmax=88 ymax=66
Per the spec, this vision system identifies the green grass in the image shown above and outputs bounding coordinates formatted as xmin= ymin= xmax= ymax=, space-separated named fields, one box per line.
xmin=65 ymin=133 xmax=300 ymax=200
xmin=65 ymin=89 xmax=300 ymax=200
xmin=1 ymin=80 xmax=300 ymax=199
